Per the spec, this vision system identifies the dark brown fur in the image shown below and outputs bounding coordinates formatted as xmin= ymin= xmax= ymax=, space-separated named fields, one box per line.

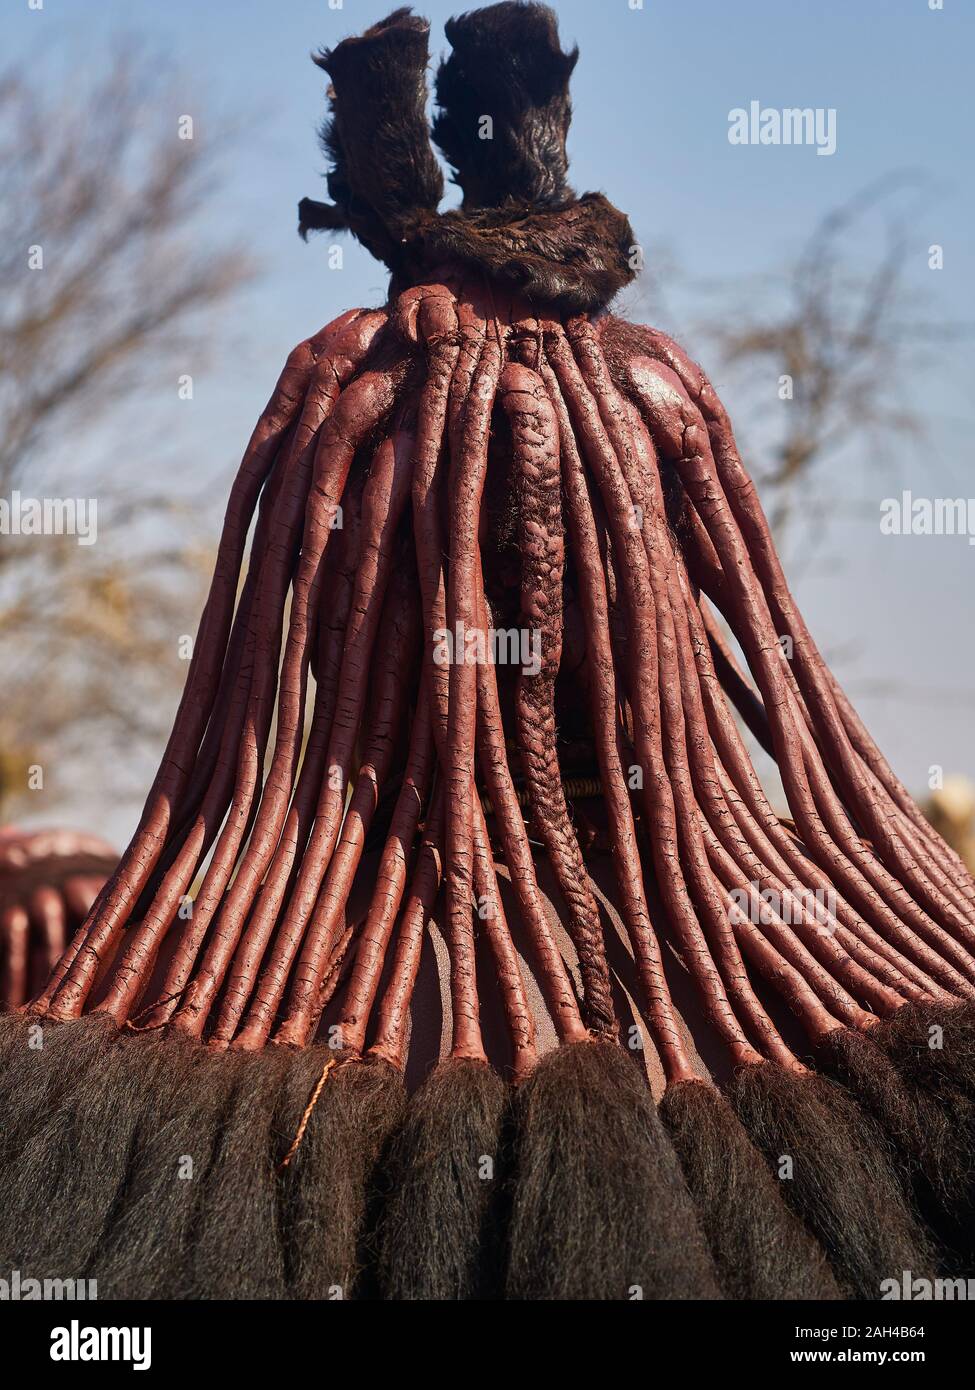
xmin=433 ymin=1 xmax=577 ymax=208
xmin=0 ymin=1025 xmax=173 ymax=1280
xmin=407 ymin=195 xmax=636 ymax=318
xmin=87 ymin=1045 xmax=241 ymax=1299
xmin=820 ymin=1022 xmax=975 ymax=1268
xmin=300 ymin=9 xmax=443 ymax=267
xmin=190 ymin=1050 xmax=291 ymax=1299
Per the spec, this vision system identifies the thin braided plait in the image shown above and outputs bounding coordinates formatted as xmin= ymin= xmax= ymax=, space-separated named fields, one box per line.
xmin=473 ymin=565 xmax=587 ymax=1044
xmin=503 ymin=359 xmax=616 ymax=1036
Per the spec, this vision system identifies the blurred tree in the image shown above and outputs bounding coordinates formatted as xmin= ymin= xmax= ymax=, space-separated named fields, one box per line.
xmin=0 ymin=43 xmax=253 ymax=819
xmin=688 ymin=175 xmax=965 ymax=554
xmin=696 ymin=175 xmax=975 ymax=733
xmin=626 ymin=175 xmax=967 ymax=568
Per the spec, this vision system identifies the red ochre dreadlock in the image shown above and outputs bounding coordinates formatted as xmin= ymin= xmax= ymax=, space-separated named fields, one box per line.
xmin=2 ymin=3 xmax=974 ymax=1302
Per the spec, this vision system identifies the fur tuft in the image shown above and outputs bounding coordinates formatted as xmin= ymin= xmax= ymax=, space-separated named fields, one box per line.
xmin=378 ymin=1057 xmax=508 ymax=1299
xmin=301 ymin=7 xmax=443 ymax=265
xmin=816 ymin=1029 xmax=922 ymax=1148
xmin=0 ymin=1015 xmax=118 ymax=1171
xmin=660 ymin=1080 xmax=840 ymax=1300
xmin=300 ymin=4 xmax=634 ymax=311
xmin=729 ymin=1062 xmax=937 ymax=1299
xmin=404 ymin=194 xmax=636 ymax=314
xmin=434 ymin=1 xmax=577 ymax=208
xmin=277 ymin=1051 xmax=406 ymax=1299
xmin=505 ymin=1041 xmax=722 ymax=1300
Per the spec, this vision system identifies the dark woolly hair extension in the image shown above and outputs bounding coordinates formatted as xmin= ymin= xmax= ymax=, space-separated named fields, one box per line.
xmin=190 ymin=1049 xmax=292 ymax=1300
xmin=872 ymin=1003 xmax=975 ymax=1101
xmin=0 ymin=1010 xmax=33 ymax=1066
xmin=0 ymin=1016 xmax=119 ymax=1235
xmin=659 ymin=1080 xmax=841 ymax=1300
xmin=908 ymin=1083 xmax=975 ymax=1269
xmin=816 ymin=1027 xmax=971 ymax=1185
xmin=818 ymin=1027 xmax=975 ymax=1268
xmin=86 ymin=1044 xmax=237 ymax=1299
xmin=0 ymin=1011 xmax=38 ymax=1126
xmin=0 ymin=1016 xmax=118 ymax=1173
xmin=378 ymin=1056 xmax=508 ymax=1300
xmin=433 ymin=1 xmax=578 ymax=208
xmin=729 ymin=1063 xmax=938 ymax=1300
xmin=0 ymin=1027 xmax=173 ymax=1280
xmin=873 ymin=1006 xmax=975 ymax=1258
xmin=277 ymin=1051 xmax=406 ymax=1300
xmin=505 ymin=1041 xmax=722 ymax=1301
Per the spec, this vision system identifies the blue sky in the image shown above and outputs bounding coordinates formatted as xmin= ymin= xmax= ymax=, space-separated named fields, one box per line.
xmin=8 ymin=0 xmax=974 ymax=834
